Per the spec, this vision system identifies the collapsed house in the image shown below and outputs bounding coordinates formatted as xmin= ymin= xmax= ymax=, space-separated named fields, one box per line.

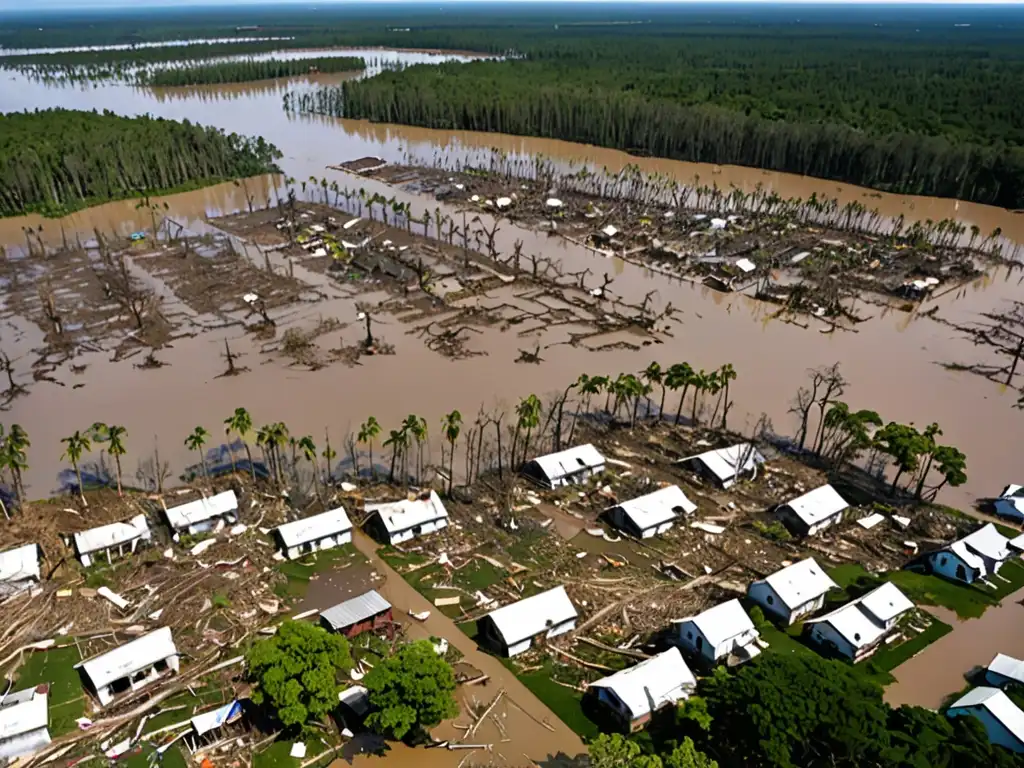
xmin=679 ymin=443 xmax=765 ymax=489
xmin=675 ymin=599 xmax=761 ymax=667
xmin=363 ymin=491 xmax=448 ymax=546
xmin=926 ymin=523 xmax=1024 ymax=585
xmin=477 ymin=586 xmax=577 ymax=657
xmin=0 ymin=684 xmax=50 ymax=761
xmin=185 ymin=700 xmax=244 ymax=754
xmin=73 ymin=515 xmax=152 ymax=567
xmin=994 ymin=484 xmax=1024 ymax=523
xmin=273 ymin=507 xmax=353 ymax=561
xmin=320 ymin=590 xmax=394 ymax=639
xmin=947 ymin=687 xmax=1024 ymax=753
xmin=774 ymin=484 xmax=849 ymax=537
xmin=986 ymin=654 xmax=1024 ymax=689
xmin=805 ymin=582 xmax=914 ymax=662
xmin=585 ymin=648 xmax=696 ymax=732
xmin=521 ymin=444 xmax=606 ymax=489
xmin=747 ymin=557 xmax=839 ymax=626
xmin=606 ymin=485 xmax=697 ymax=539
xmin=163 ymin=490 xmax=239 ymax=538
xmin=76 ymin=627 xmax=179 ymax=707
xmin=0 ymin=544 xmax=40 ymax=596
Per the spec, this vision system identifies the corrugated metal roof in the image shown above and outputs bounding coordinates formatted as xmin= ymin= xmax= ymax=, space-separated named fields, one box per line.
xmin=781 ymin=484 xmax=848 ymax=527
xmin=612 ymin=485 xmax=696 ymax=531
xmin=859 ymin=582 xmax=914 ymax=624
xmin=190 ymin=700 xmax=242 ymax=736
xmin=528 ymin=444 xmax=605 ymax=482
xmin=0 ymin=686 xmax=48 ymax=741
xmin=74 ymin=515 xmax=151 ymax=556
xmin=77 ymin=627 xmax=177 ymax=689
xmin=164 ymin=490 xmax=238 ymax=531
xmin=949 ymin=687 xmax=1024 ymax=743
xmin=589 ymin=648 xmax=695 ymax=720
xmin=321 ymin=590 xmax=391 ymax=631
xmin=685 ymin=443 xmax=765 ymax=483
xmin=275 ymin=507 xmax=352 ymax=548
xmin=762 ymin=557 xmax=838 ymax=610
xmin=484 ymin=586 xmax=577 ymax=647
xmin=0 ymin=544 xmax=39 ymax=584
xmin=989 ymin=654 xmax=1024 ymax=685
xmin=683 ymin=599 xmax=756 ymax=647
xmin=365 ymin=491 xmax=448 ymax=535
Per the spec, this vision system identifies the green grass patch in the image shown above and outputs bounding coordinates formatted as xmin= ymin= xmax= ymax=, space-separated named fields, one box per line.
xmin=759 ymin=624 xmax=814 ymax=658
xmin=120 ymin=742 xmax=187 ymax=768
xmin=143 ymin=685 xmax=232 ymax=733
xmin=988 ymin=559 xmax=1024 ymax=601
xmin=829 ymin=563 xmax=869 ymax=590
xmin=887 ymin=570 xmax=998 ymax=620
xmin=274 ymin=545 xmax=360 ymax=599
xmin=254 ymin=735 xmax=334 ymax=768
xmin=16 ymin=644 xmax=84 ymax=736
xmin=507 ymin=659 xmax=599 ymax=740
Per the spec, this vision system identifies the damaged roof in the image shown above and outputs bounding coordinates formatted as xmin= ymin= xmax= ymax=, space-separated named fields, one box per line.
xmin=364 ymin=490 xmax=448 ymax=535
xmin=320 ymin=590 xmax=392 ymax=631
xmin=0 ymin=685 xmax=49 ymax=741
xmin=275 ymin=507 xmax=352 ymax=548
xmin=589 ymin=648 xmax=696 ymax=721
xmin=683 ymin=443 xmax=765 ymax=483
xmin=610 ymin=485 xmax=697 ymax=531
xmin=0 ymin=544 xmax=40 ymax=584
xmin=528 ymin=444 xmax=605 ymax=482
xmin=484 ymin=586 xmax=577 ymax=647
xmin=191 ymin=700 xmax=243 ymax=736
xmin=780 ymin=484 xmax=848 ymax=527
xmin=761 ymin=557 xmax=838 ymax=610
xmin=73 ymin=515 xmax=151 ymax=556
xmin=164 ymin=490 xmax=238 ymax=531
xmin=77 ymin=627 xmax=178 ymax=689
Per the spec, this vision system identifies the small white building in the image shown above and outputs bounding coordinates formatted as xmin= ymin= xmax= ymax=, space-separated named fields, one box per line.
xmin=947 ymin=687 xmax=1024 ymax=753
xmin=76 ymin=627 xmax=179 ymax=707
xmin=747 ymin=557 xmax=839 ymax=625
xmin=606 ymin=485 xmax=697 ymax=539
xmin=986 ymin=654 xmax=1024 ymax=689
xmin=521 ymin=444 xmax=606 ymax=489
xmin=273 ymin=507 xmax=353 ymax=560
xmin=477 ymin=586 xmax=577 ymax=657
xmin=680 ymin=443 xmax=765 ymax=489
xmin=164 ymin=490 xmax=239 ymax=537
xmin=0 ymin=684 xmax=51 ymax=761
xmin=994 ymin=484 xmax=1024 ymax=523
xmin=587 ymin=648 xmax=696 ymax=732
xmin=927 ymin=523 xmax=1020 ymax=585
xmin=806 ymin=582 xmax=914 ymax=662
xmin=675 ymin=599 xmax=760 ymax=666
xmin=774 ymin=484 xmax=849 ymax=537
xmin=364 ymin=490 xmax=448 ymax=546
xmin=0 ymin=544 xmax=40 ymax=596
xmin=73 ymin=515 xmax=152 ymax=568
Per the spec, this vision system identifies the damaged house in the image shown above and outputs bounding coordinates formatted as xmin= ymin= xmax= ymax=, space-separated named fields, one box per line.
xmin=521 ymin=444 xmax=606 ymax=489
xmin=747 ymin=557 xmax=839 ymax=626
xmin=164 ymin=490 xmax=239 ymax=537
xmin=477 ymin=586 xmax=577 ymax=657
xmin=76 ymin=627 xmax=179 ymax=707
xmin=606 ymin=485 xmax=697 ymax=539
xmin=774 ymin=484 xmax=849 ymax=537
xmin=680 ymin=443 xmax=765 ymax=489
xmin=73 ymin=515 xmax=152 ymax=567
xmin=675 ymin=599 xmax=761 ymax=667
xmin=273 ymin=507 xmax=353 ymax=560
xmin=994 ymin=484 xmax=1024 ymax=523
xmin=926 ymin=523 xmax=1024 ymax=586
xmin=0 ymin=544 xmax=40 ymax=596
xmin=364 ymin=491 xmax=448 ymax=546
xmin=320 ymin=590 xmax=394 ymax=639
xmin=806 ymin=582 xmax=914 ymax=662
xmin=586 ymin=648 xmax=696 ymax=732
xmin=185 ymin=700 xmax=245 ymax=754
xmin=0 ymin=684 xmax=50 ymax=762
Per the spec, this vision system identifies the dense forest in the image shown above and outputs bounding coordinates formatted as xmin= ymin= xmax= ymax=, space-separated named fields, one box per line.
xmin=138 ymin=56 xmax=365 ymax=87
xmin=0 ymin=109 xmax=281 ymax=217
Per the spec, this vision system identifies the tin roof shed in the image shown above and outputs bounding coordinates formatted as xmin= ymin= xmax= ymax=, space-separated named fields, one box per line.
xmin=611 ymin=485 xmax=697 ymax=531
xmin=74 ymin=515 xmax=151 ymax=556
xmin=164 ymin=490 xmax=238 ymax=532
xmin=275 ymin=508 xmax=352 ymax=548
xmin=76 ymin=627 xmax=178 ymax=690
xmin=779 ymin=484 xmax=848 ymax=528
xmin=320 ymin=590 xmax=392 ymax=632
xmin=762 ymin=558 xmax=838 ymax=611
xmin=364 ymin=491 xmax=448 ymax=536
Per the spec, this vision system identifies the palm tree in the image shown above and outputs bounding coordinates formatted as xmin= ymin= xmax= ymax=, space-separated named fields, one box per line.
xmin=567 ymin=374 xmax=603 ymax=445
xmin=322 ymin=428 xmax=337 ymax=484
xmin=717 ymin=364 xmax=738 ymax=429
xmin=4 ymin=424 xmax=29 ymax=509
xmin=691 ymin=369 xmax=710 ymax=426
xmin=641 ymin=362 xmax=664 ymax=418
xmin=515 ymin=394 xmax=542 ymax=467
xmin=382 ymin=427 xmax=408 ymax=484
xmin=185 ymin=426 xmax=210 ymax=481
xmin=106 ymin=425 xmax=127 ymax=496
xmin=403 ymin=414 xmax=427 ymax=483
xmin=61 ymin=430 xmax=91 ymax=506
xmin=358 ymin=417 xmax=381 ymax=479
xmin=442 ymin=410 xmax=462 ymax=495
xmin=298 ymin=435 xmax=319 ymax=500
xmin=268 ymin=422 xmax=290 ymax=486
xmin=224 ymin=408 xmax=255 ymax=479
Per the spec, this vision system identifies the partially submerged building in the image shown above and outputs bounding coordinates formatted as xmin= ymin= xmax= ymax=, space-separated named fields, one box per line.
xmin=806 ymin=582 xmax=914 ymax=662
xmin=947 ymin=687 xmax=1024 ymax=753
xmin=994 ymin=484 xmax=1024 ymax=523
xmin=521 ymin=444 xmax=606 ymax=489
xmin=0 ymin=544 xmax=40 ymax=596
xmin=164 ymin=490 xmax=238 ymax=537
xmin=586 ymin=648 xmax=696 ymax=732
xmin=675 ymin=599 xmax=761 ymax=666
xmin=0 ymin=684 xmax=50 ymax=761
xmin=273 ymin=507 xmax=353 ymax=560
xmin=680 ymin=443 xmax=765 ymax=489
xmin=364 ymin=491 xmax=448 ymax=546
xmin=320 ymin=590 xmax=394 ymax=639
xmin=76 ymin=627 xmax=179 ymax=707
xmin=747 ymin=557 xmax=839 ymax=626
xmin=73 ymin=515 xmax=152 ymax=568
xmin=774 ymin=484 xmax=849 ymax=537
xmin=986 ymin=654 xmax=1024 ymax=689
xmin=606 ymin=485 xmax=697 ymax=539
xmin=927 ymin=523 xmax=1023 ymax=585
xmin=477 ymin=586 xmax=577 ymax=657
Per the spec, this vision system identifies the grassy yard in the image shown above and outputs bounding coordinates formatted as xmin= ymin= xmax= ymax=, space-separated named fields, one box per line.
xmin=274 ymin=545 xmax=362 ymax=599
xmin=254 ymin=735 xmax=336 ymax=768
xmin=758 ymin=624 xmax=814 ymax=659
xmin=15 ymin=644 xmax=85 ymax=736
xmin=860 ymin=613 xmax=953 ymax=685
xmin=379 ymin=547 xmax=509 ymax=619
xmin=828 ymin=563 xmax=869 ymax=590
xmin=509 ymin=659 xmax=600 ymax=740
xmin=119 ymin=742 xmax=187 ymax=768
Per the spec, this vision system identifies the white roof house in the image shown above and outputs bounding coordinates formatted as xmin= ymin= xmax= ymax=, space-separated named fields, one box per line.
xmin=948 ymin=687 xmax=1024 ymax=753
xmin=0 ymin=685 xmax=50 ymax=761
xmin=73 ymin=515 xmax=151 ymax=567
xmin=0 ymin=544 xmax=40 ymax=591
xmin=987 ymin=654 xmax=1024 ymax=688
xmin=681 ymin=443 xmax=765 ymax=489
xmin=364 ymin=491 xmax=449 ymax=545
xmin=478 ymin=586 xmax=578 ymax=657
xmin=76 ymin=627 xmax=179 ymax=706
xmin=607 ymin=485 xmax=697 ymax=538
xmin=747 ymin=557 xmax=839 ymax=625
xmin=775 ymin=484 xmax=849 ymax=536
xmin=806 ymin=582 xmax=914 ymax=662
xmin=164 ymin=490 xmax=238 ymax=535
xmin=676 ymin=599 xmax=760 ymax=665
xmin=588 ymin=648 xmax=696 ymax=728
xmin=274 ymin=507 xmax=353 ymax=560
xmin=930 ymin=523 xmax=1020 ymax=584
xmin=522 ymin=444 xmax=606 ymax=488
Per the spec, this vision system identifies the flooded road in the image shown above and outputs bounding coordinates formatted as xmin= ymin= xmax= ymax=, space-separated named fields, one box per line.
xmin=1 ymin=62 xmax=1023 ymax=511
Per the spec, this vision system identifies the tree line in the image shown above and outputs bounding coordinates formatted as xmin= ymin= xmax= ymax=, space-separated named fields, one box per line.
xmin=136 ymin=56 xmax=365 ymax=87
xmin=0 ymin=109 xmax=281 ymax=217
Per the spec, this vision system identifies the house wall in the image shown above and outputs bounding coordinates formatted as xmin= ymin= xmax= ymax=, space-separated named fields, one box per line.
xmin=776 ymin=507 xmax=843 ymax=538
xmin=948 ymin=707 xmax=1024 ymax=753
xmin=789 ymin=595 xmax=826 ymax=624
xmin=809 ymin=622 xmax=858 ymax=661
xmin=589 ymin=687 xmax=634 ymax=732
xmin=184 ymin=513 xmax=237 ymax=537
xmin=337 ymin=609 xmax=395 ymax=640
xmin=748 ymin=581 xmax=790 ymax=623
xmin=984 ymin=670 xmax=1022 ymax=689
xmin=477 ymin=616 xmax=575 ymax=658
xmin=284 ymin=530 xmax=352 ymax=561
xmin=995 ymin=499 xmax=1024 ymax=522
xmin=930 ymin=551 xmax=979 ymax=584
xmin=79 ymin=537 xmax=144 ymax=568
xmin=92 ymin=654 xmax=180 ymax=707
